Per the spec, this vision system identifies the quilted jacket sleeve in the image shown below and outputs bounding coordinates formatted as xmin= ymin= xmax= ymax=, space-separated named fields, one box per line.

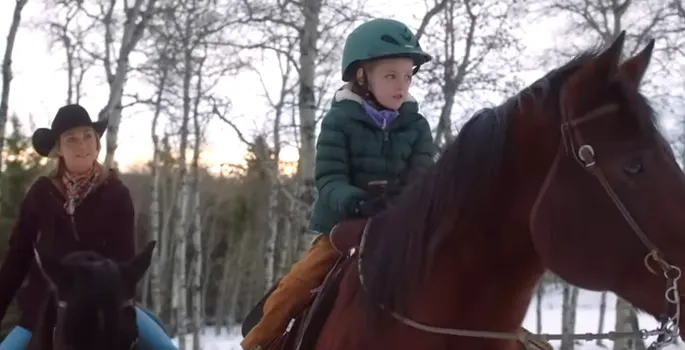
xmin=407 ymin=116 xmax=436 ymax=175
xmin=314 ymin=110 xmax=367 ymax=216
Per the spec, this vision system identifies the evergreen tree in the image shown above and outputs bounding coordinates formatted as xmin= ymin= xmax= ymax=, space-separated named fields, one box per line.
xmin=1 ymin=115 xmax=46 ymax=218
xmin=0 ymin=115 xmax=48 ymax=340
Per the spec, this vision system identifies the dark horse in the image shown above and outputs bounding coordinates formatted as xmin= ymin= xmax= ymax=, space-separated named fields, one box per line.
xmin=27 ymin=241 xmax=156 ymax=350
xmin=299 ymin=33 xmax=685 ymax=350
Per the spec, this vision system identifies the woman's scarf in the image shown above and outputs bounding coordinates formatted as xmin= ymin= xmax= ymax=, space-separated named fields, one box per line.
xmin=61 ymin=163 xmax=101 ymax=215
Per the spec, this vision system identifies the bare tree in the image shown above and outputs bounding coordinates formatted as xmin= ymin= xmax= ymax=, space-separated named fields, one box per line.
xmin=95 ymin=0 xmax=159 ymax=168
xmin=596 ymin=291 xmax=608 ymax=347
xmin=140 ymin=0 xmax=243 ymax=346
xmin=560 ymin=282 xmax=580 ymax=350
xmin=417 ymin=0 xmax=527 ymax=148
xmin=539 ymin=0 xmax=670 ymax=58
xmin=230 ymin=0 xmax=367 ymax=261
xmin=188 ymin=60 xmax=206 ymax=349
xmin=40 ymin=0 xmax=160 ymax=167
xmin=0 ymin=0 xmax=30 ymax=181
xmin=614 ymin=297 xmax=646 ymax=350
xmin=535 ymin=282 xmax=544 ymax=334
xmin=42 ymin=1 xmax=95 ymax=104
xmin=536 ymin=0 xmax=683 ymax=115
xmin=140 ymin=39 xmax=173 ymax=315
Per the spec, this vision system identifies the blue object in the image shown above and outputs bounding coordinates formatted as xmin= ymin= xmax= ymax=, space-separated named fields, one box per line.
xmin=0 ymin=326 xmax=31 ymax=350
xmin=0 ymin=307 xmax=177 ymax=350
xmin=135 ymin=306 xmax=178 ymax=350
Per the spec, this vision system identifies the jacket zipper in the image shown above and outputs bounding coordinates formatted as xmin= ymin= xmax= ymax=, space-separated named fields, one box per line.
xmin=382 ymin=129 xmax=390 ymax=178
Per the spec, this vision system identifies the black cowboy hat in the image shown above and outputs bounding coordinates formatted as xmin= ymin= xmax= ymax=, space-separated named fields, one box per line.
xmin=31 ymin=104 xmax=108 ymax=157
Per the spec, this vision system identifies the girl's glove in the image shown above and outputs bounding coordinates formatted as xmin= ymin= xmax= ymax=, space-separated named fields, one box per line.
xmin=356 ymin=197 xmax=388 ymax=217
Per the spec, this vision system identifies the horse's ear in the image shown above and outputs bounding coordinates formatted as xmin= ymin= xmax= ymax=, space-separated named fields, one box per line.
xmin=617 ymin=39 xmax=655 ymax=89
xmin=588 ymin=31 xmax=626 ymax=81
xmin=561 ymin=32 xmax=626 ymax=114
xmin=120 ymin=241 xmax=156 ymax=285
xmin=35 ymin=248 xmax=69 ymax=289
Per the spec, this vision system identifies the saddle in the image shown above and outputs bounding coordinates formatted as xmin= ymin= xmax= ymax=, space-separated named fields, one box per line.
xmin=241 ymin=218 xmax=553 ymax=350
xmin=242 ymin=218 xmax=368 ymax=350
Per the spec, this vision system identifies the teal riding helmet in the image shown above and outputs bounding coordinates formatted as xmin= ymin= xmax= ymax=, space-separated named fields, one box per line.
xmin=341 ymin=18 xmax=432 ymax=81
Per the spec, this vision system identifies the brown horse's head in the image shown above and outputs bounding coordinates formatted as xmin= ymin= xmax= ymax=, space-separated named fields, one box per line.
xmin=529 ymin=32 xmax=685 ymax=338
xmin=36 ymin=241 xmax=156 ymax=350
xmin=347 ymin=31 xmax=685 ymax=349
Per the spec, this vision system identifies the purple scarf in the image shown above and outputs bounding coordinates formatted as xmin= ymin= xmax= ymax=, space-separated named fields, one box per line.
xmin=362 ymin=101 xmax=399 ymax=130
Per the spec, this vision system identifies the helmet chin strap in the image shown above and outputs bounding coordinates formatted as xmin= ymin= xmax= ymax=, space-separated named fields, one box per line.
xmin=354 ymin=69 xmax=394 ymax=110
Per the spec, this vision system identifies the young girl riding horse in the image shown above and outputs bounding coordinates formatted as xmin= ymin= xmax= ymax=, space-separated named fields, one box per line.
xmin=0 ymin=104 xmax=176 ymax=350
xmin=241 ymin=18 xmax=436 ymax=350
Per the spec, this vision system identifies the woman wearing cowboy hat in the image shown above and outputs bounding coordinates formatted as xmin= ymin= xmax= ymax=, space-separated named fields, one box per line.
xmin=0 ymin=104 xmax=176 ymax=350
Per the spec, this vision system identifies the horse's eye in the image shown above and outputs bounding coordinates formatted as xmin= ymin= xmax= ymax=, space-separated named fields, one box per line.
xmin=623 ymin=158 xmax=644 ymax=176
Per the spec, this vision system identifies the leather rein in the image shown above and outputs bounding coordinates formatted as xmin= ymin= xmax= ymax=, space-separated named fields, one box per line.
xmin=352 ymin=103 xmax=682 ymax=350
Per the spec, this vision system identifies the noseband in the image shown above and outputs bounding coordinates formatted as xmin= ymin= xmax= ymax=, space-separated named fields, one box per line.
xmin=352 ymin=104 xmax=682 ymax=349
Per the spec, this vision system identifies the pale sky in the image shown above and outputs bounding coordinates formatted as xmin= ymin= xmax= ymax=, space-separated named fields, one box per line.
xmin=0 ymin=1 xmax=617 ymax=173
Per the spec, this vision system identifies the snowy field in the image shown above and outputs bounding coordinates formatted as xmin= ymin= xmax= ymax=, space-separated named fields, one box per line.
xmin=174 ymin=288 xmax=685 ymax=349
xmin=521 ymin=288 xmax=685 ymax=350
xmin=173 ymin=328 xmax=243 ymax=350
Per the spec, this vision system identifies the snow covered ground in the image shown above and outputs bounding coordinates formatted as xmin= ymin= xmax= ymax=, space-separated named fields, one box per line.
xmin=173 ymin=328 xmax=243 ymax=349
xmin=174 ymin=288 xmax=685 ymax=349
xmin=522 ymin=288 xmax=685 ymax=350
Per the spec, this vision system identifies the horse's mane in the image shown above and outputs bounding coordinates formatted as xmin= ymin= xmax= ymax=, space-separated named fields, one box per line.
xmin=360 ymin=48 xmax=610 ymax=312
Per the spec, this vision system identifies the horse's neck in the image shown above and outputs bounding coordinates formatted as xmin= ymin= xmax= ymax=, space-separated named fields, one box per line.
xmin=407 ymin=222 xmax=544 ymax=347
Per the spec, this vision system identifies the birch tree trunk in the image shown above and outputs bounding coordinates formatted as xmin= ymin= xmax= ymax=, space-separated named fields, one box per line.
xmin=148 ymin=53 xmax=170 ymax=316
xmin=173 ymin=164 xmax=190 ymax=348
xmin=296 ymin=0 xmax=321 ymax=255
xmin=190 ymin=190 xmax=202 ymax=350
xmin=535 ymin=282 xmax=543 ymax=334
xmin=277 ymin=190 xmax=293 ymax=278
xmin=252 ymin=136 xmax=277 ymax=288
xmin=97 ymin=0 xmax=157 ymax=168
xmin=160 ymin=133 xmax=181 ymax=291
xmin=173 ymin=159 xmax=190 ymax=345
xmin=596 ymin=291 xmax=607 ymax=347
xmin=560 ymin=283 xmax=579 ymax=350
xmin=0 ymin=0 xmax=29 ymax=182
xmin=201 ymin=202 xmax=220 ymax=333
xmin=214 ymin=248 xmax=230 ymax=335
xmin=148 ymin=130 xmax=161 ymax=310
xmin=189 ymin=66 xmax=205 ymax=350
xmin=171 ymin=35 xmax=194 ymax=349
xmin=227 ymin=230 xmax=251 ymax=328
xmin=215 ymin=225 xmax=238 ymax=335
xmin=614 ymin=297 xmax=646 ymax=350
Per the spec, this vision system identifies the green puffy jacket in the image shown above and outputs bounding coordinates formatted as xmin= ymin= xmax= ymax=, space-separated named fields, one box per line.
xmin=308 ymin=88 xmax=435 ymax=234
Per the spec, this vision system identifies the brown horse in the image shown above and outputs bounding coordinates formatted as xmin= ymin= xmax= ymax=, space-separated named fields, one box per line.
xmin=27 ymin=241 xmax=156 ymax=350
xmin=305 ymin=32 xmax=685 ymax=350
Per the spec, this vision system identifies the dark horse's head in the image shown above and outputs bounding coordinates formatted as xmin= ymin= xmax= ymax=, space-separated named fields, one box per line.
xmin=35 ymin=241 xmax=156 ymax=350
xmin=351 ymin=32 xmax=685 ymax=348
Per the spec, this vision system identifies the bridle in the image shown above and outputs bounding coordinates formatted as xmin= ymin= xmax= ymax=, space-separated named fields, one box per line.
xmin=551 ymin=102 xmax=681 ymax=349
xmin=52 ymin=299 xmax=139 ymax=350
xmin=353 ymin=103 xmax=682 ymax=350
xmin=32 ymin=248 xmax=139 ymax=350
